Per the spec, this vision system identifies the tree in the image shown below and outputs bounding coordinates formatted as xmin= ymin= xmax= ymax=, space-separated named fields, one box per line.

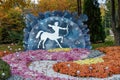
xmin=0 ymin=7 xmax=25 ymax=44
xmin=104 ymin=0 xmax=112 ymax=28
xmin=0 ymin=0 xmax=35 ymax=14
xmin=83 ymin=0 xmax=106 ymax=43
xmin=38 ymin=0 xmax=77 ymax=12
xmin=77 ymin=0 xmax=82 ymax=15
xmin=0 ymin=0 xmax=27 ymax=10
xmin=111 ymin=0 xmax=120 ymax=45
xmin=67 ymin=0 xmax=77 ymax=12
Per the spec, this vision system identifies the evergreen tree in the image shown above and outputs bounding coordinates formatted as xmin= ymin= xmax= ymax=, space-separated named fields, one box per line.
xmin=83 ymin=0 xmax=106 ymax=43
xmin=105 ymin=0 xmax=112 ymax=28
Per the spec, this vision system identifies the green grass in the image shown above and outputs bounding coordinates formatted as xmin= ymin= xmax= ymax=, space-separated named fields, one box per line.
xmin=0 ymin=44 xmax=23 ymax=52
xmin=92 ymin=41 xmax=114 ymax=49
xmin=92 ymin=36 xmax=115 ymax=49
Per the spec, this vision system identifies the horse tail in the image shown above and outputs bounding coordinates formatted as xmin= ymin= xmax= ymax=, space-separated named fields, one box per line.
xmin=36 ymin=31 xmax=43 ymax=38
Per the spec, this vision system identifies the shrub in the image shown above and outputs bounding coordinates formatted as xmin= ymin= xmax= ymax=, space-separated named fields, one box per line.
xmin=0 ymin=7 xmax=25 ymax=44
xmin=0 ymin=59 xmax=11 ymax=79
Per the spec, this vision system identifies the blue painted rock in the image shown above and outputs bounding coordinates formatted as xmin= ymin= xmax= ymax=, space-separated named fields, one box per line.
xmin=23 ymin=11 xmax=91 ymax=50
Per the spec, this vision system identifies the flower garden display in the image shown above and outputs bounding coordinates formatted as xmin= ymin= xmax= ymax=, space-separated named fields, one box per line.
xmin=0 ymin=59 xmax=11 ymax=79
xmin=1 ymin=10 xmax=120 ymax=80
xmin=1 ymin=46 xmax=120 ymax=80
xmin=2 ymin=47 xmax=120 ymax=80
xmin=14 ymin=10 xmax=92 ymax=79
xmin=2 ymin=48 xmax=90 ymax=80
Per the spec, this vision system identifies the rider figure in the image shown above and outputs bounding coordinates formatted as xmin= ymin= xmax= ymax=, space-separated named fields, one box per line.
xmin=48 ymin=22 xmax=68 ymax=43
xmin=48 ymin=22 xmax=67 ymax=34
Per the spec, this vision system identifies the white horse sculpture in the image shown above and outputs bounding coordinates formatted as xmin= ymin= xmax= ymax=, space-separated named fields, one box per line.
xmin=36 ymin=22 xmax=68 ymax=48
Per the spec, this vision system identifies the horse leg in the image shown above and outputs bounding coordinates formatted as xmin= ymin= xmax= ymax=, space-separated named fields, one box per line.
xmin=58 ymin=36 xmax=63 ymax=43
xmin=42 ymin=39 xmax=47 ymax=49
xmin=38 ymin=40 xmax=42 ymax=48
xmin=55 ymin=40 xmax=62 ymax=48
xmin=61 ymin=37 xmax=63 ymax=43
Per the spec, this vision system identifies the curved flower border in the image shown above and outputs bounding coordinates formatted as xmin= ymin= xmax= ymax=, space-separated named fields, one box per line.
xmin=2 ymin=48 xmax=90 ymax=80
xmin=53 ymin=46 xmax=120 ymax=78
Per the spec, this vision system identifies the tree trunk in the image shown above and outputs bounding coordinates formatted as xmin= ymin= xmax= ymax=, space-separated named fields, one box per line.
xmin=111 ymin=0 xmax=120 ymax=45
xmin=115 ymin=0 xmax=120 ymax=45
xmin=77 ymin=0 xmax=82 ymax=15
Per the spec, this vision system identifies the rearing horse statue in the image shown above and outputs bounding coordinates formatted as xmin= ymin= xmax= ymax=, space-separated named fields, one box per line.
xmin=36 ymin=22 xmax=68 ymax=49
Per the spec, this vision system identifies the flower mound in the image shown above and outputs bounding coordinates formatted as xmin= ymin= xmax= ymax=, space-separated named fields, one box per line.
xmin=53 ymin=46 xmax=120 ymax=78
xmin=2 ymin=48 xmax=90 ymax=80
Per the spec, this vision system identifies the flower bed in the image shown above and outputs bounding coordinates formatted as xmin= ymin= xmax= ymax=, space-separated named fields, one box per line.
xmin=48 ymin=48 xmax=71 ymax=52
xmin=97 ymin=46 xmax=120 ymax=54
xmin=74 ymin=58 xmax=104 ymax=65
xmin=2 ymin=47 xmax=120 ymax=79
xmin=2 ymin=48 xmax=90 ymax=80
xmin=0 ymin=51 xmax=11 ymax=57
xmin=53 ymin=46 xmax=120 ymax=78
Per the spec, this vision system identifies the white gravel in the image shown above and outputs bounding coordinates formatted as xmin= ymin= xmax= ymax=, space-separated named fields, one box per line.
xmin=28 ymin=60 xmax=120 ymax=80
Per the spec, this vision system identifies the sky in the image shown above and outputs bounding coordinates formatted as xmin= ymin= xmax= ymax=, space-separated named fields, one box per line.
xmin=98 ymin=0 xmax=106 ymax=4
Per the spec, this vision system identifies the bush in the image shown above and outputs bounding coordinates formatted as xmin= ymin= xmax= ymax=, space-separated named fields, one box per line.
xmin=0 ymin=59 xmax=11 ymax=79
xmin=105 ymin=28 xmax=111 ymax=36
xmin=0 ymin=7 xmax=25 ymax=44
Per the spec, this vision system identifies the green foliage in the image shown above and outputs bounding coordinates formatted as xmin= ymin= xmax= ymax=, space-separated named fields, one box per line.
xmin=0 ymin=44 xmax=23 ymax=52
xmin=67 ymin=0 xmax=77 ymax=12
xmin=83 ymin=0 xmax=106 ymax=43
xmin=0 ymin=59 xmax=11 ymax=79
xmin=0 ymin=0 xmax=26 ymax=10
xmin=8 ymin=31 xmax=24 ymax=44
xmin=0 ymin=8 xmax=25 ymax=44
xmin=92 ymin=41 xmax=114 ymax=49
xmin=102 ymin=0 xmax=112 ymax=28
xmin=0 ymin=28 xmax=3 ymax=43
xmin=104 ymin=28 xmax=111 ymax=36
xmin=92 ymin=35 xmax=114 ymax=49
xmin=0 ymin=28 xmax=10 ymax=44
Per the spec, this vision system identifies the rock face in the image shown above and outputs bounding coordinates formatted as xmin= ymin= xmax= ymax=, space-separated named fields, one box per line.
xmin=23 ymin=11 xmax=91 ymax=50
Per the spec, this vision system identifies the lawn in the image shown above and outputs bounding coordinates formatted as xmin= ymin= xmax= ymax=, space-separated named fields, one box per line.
xmin=92 ymin=36 xmax=114 ymax=49
xmin=92 ymin=40 xmax=114 ymax=49
xmin=0 ymin=43 xmax=24 ymax=52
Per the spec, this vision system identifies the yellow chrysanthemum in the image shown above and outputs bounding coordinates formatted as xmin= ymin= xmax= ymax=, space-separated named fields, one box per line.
xmin=48 ymin=48 xmax=71 ymax=52
xmin=74 ymin=58 xmax=104 ymax=65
